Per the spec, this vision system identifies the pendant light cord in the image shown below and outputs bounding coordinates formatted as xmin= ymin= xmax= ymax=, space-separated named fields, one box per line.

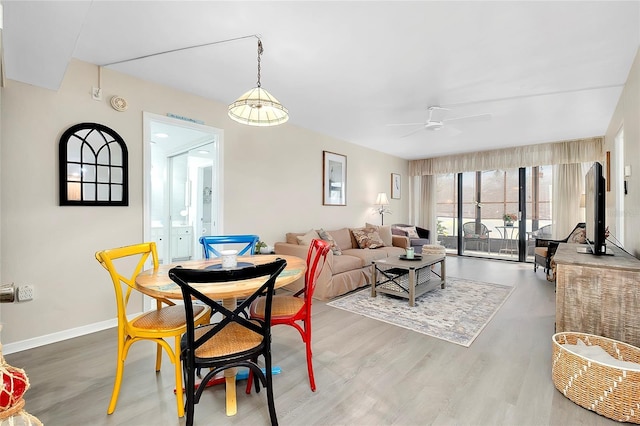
xmin=101 ymin=34 xmax=261 ymax=67
xmin=256 ymin=40 xmax=263 ymax=88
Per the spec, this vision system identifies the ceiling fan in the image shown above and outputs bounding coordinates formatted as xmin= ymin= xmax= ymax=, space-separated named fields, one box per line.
xmin=387 ymin=106 xmax=492 ymax=137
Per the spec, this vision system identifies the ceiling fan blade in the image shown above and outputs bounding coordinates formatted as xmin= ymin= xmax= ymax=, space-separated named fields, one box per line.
xmin=386 ymin=122 xmax=426 ymax=127
xmin=399 ymin=127 xmax=426 ymax=138
xmin=443 ymin=113 xmax=492 ymax=124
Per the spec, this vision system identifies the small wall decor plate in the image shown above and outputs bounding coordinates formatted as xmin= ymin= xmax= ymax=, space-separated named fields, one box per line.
xmin=110 ymin=96 xmax=128 ymax=111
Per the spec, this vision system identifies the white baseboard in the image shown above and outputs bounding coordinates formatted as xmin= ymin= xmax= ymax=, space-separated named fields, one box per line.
xmin=2 ymin=313 xmax=141 ymax=355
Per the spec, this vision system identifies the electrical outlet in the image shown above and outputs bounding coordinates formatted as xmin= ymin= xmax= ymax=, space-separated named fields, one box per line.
xmin=92 ymin=87 xmax=103 ymax=101
xmin=17 ymin=285 xmax=34 ymax=302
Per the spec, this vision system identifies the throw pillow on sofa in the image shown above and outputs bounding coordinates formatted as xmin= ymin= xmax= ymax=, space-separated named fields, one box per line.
xmin=365 ymin=223 xmax=393 ymax=247
xmin=396 ymin=226 xmax=419 ymax=238
xmin=297 ymin=229 xmax=320 ymax=246
xmin=317 ymin=228 xmax=342 ymax=255
xmin=351 ymin=227 xmax=385 ymax=249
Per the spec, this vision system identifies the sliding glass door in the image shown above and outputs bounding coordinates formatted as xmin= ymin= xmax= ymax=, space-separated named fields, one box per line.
xmin=436 ymin=165 xmax=554 ymax=262
xmin=458 ymin=170 xmax=521 ymax=258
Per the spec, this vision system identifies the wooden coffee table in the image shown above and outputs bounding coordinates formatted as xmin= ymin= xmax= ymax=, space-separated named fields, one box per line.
xmin=371 ymin=254 xmax=446 ymax=306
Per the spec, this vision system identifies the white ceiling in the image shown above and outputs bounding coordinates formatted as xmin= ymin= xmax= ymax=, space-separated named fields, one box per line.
xmin=3 ymin=1 xmax=639 ymax=160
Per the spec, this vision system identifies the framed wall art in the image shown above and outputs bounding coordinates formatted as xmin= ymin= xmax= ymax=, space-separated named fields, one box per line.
xmin=323 ymin=151 xmax=347 ymax=205
xmin=391 ymin=173 xmax=401 ymax=199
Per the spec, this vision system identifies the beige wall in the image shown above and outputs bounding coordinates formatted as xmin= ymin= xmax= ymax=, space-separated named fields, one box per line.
xmin=604 ymin=47 xmax=640 ymax=256
xmin=2 ymin=47 xmax=638 ymax=349
xmin=0 ymin=59 xmax=408 ymax=347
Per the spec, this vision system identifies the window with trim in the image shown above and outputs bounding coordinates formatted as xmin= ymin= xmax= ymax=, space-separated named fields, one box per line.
xmin=59 ymin=123 xmax=129 ymax=206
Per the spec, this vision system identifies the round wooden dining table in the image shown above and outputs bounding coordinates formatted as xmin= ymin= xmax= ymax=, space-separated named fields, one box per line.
xmin=135 ymin=254 xmax=306 ymax=417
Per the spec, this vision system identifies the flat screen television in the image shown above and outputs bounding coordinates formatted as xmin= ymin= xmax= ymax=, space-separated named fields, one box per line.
xmin=585 ymin=161 xmax=607 ymax=255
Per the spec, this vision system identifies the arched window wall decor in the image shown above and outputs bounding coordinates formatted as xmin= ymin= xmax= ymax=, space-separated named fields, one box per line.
xmin=59 ymin=122 xmax=129 ymax=206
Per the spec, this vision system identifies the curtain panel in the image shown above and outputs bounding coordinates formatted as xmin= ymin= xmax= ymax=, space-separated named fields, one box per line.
xmin=409 ymin=137 xmax=603 ymax=244
xmin=552 ymin=163 xmax=586 ymax=239
xmin=408 ymin=137 xmax=603 ymax=176
xmin=418 ymin=175 xmax=437 ymax=242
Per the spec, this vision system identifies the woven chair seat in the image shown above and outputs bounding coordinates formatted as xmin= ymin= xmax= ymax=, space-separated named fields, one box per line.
xmin=534 ymin=246 xmax=548 ymax=257
xmin=190 ymin=322 xmax=263 ymax=359
xmin=132 ymin=304 xmax=206 ymax=330
xmin=252 ymin=295 xmax=304 ymax=320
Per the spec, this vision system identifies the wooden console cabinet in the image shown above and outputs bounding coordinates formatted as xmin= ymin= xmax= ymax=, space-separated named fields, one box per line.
xmin=554 ymin=243 xmax=640 ymax=348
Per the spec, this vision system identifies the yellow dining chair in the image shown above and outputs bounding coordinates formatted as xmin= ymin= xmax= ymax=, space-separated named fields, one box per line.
xmin=95 ymin=242 xmax=210 ymax=417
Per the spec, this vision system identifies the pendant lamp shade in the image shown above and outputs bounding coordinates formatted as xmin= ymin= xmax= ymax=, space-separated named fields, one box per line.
xmin=228 ymin=38 xmax=289 ymax=127
xmin=228 ymin=87 xmax=289 ymax=126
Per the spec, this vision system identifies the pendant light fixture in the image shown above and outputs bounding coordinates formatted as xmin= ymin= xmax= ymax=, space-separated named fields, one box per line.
xmin=228 ymin=39 xmax=289 ymax=127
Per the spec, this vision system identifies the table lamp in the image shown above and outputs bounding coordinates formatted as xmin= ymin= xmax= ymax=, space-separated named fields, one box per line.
xmin=375 ymin=192 xmax=391 ymax=225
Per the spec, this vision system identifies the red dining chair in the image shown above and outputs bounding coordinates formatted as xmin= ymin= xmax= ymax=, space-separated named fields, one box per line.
xmin=247 ymin=238 xmax=331 ymax=392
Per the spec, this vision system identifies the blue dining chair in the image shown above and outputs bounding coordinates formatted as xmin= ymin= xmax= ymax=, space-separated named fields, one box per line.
xmin=199 ymin=235 xmax=260 ymax=259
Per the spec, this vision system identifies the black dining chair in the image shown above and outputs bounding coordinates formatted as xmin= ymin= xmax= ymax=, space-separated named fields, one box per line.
xmin=168 ymin=258 xmax=287 ymax=426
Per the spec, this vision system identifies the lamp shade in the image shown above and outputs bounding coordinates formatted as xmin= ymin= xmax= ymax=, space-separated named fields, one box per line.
xmin=375 ymin=192 xmax=390 ymax=205
xmin=228 ymin=87 xmax=289 ymax=127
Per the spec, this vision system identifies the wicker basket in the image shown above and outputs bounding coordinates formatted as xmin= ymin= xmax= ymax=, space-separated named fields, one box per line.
xmin=552 ymin=332 xmax=640 ymax=423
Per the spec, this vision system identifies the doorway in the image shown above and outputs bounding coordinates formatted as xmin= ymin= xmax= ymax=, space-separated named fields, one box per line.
xmin=143 ymin=113 xmax=223 ymax=264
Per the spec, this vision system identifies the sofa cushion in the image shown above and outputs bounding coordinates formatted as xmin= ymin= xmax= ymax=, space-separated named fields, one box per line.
xmin=326 ymin=228 xmax=355 ymax=251
xmin=331 ymin=254 xmax=363 ymax=274
xmin=365 ymin=223 xmax=393 ymax=247
xmin=342 ymin=248 xmax=389 ymax=265
xmin=285 ymin=232 xmax=304 ymax=245
xmin=409 ymin=238 xmax=430 ymax=248
xmin=297 ymin=229 xmax=320 ymax=246
xmin=317 ymin=228 xmax=342 ymax=255
xmin=351 ymin=227 xmax=385 ymax=249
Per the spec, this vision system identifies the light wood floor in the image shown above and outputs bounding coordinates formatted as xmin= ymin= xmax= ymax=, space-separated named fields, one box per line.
xmin=6 ymin=257 xmax=621 ymax=425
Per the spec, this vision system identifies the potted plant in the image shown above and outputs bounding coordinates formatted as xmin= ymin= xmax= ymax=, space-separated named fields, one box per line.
xmin=255 ymin=240 xmax=268 ymax=254
xmin=436 ymin=220 xmax=448 ymax=245
xmin=503 ymin=213 xmax=517 ymax=226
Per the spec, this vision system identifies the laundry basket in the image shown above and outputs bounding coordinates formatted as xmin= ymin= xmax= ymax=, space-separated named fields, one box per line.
xmin=552 ymin=332 xmax=640 ymax=423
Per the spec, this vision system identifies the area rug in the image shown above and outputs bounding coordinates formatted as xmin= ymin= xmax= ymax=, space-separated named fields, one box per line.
xmin=327 ymin=276 xmax=515 ymax=347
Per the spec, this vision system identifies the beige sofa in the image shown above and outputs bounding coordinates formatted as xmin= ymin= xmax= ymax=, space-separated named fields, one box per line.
xmin=274 ymin=226 xmax=409 ymax=300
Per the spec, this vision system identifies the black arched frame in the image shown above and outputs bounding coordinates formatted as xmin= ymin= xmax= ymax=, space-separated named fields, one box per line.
xmin=59 ymin=123 xmax=129 ymax=206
